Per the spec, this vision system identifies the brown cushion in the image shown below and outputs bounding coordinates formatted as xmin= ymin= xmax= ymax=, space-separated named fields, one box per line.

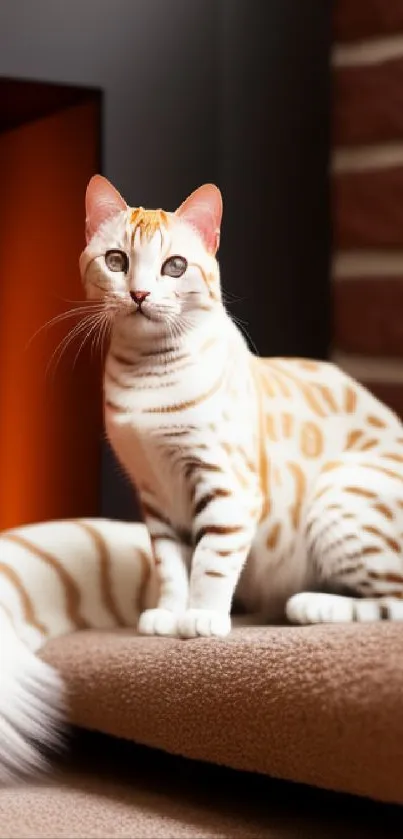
xmin=1 ymin=732 xmax=401 ymax=839
xmin=42 ymin=623 xmax=403 ymax=805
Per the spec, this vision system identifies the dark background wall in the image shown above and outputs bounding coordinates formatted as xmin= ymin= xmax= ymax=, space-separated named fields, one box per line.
xmin=0 ymin=0 xmax=332 ymax=520
xmin=218 ymin=1 xmax=331 ymax=358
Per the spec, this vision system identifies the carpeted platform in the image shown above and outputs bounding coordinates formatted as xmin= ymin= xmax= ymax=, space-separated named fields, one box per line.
xmin=37 ymin=623 xmax=403 ymax=806
xmin=1 ymin=731 xmax=402 ymax=839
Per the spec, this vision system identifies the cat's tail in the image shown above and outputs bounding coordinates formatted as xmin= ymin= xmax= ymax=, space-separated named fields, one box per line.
xmin=0 ymin=607 xmax=65 ymax=783
xmin=0 ymin=517 xmax=155 ymax=783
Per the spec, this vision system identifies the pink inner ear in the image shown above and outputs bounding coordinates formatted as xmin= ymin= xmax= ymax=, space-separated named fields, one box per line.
xmin=85 ymin=175 xmax=127 ymax=243
xmin=176 ymin=184 xmax=223 ymax=254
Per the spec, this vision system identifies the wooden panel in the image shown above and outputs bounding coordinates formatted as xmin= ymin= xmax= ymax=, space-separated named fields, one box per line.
xmin=0 ymin=101 xmax=102 ymax=530
xmin=364 ymin=381 xmax=403 ymax=419
xmin=334 ymin=0 xmax=403 ymax=43
xmin=333 ymin=277 xmax=403 ymax=356
xmin=332 ymin=167 xmax=403 ymax=248
xmin=333 ymin=60 xmax=403 ymax=146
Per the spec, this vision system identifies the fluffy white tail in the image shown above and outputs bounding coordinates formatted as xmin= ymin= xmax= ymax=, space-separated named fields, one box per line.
xmin=0 ymin=609 xmax=65 ymax=783
xmin=0 ymin=517 xmax=154 ymax=784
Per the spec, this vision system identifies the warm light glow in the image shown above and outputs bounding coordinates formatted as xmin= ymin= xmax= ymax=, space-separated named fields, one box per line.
xmin=0 ymin=100 xmax=102 ymax=530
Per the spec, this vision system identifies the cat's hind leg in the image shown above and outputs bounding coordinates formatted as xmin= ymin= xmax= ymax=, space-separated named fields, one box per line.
xmin=286 ymin=591 xmax=403 ymax=623
xmin=286 ymin=456 xmax=403 ymax=624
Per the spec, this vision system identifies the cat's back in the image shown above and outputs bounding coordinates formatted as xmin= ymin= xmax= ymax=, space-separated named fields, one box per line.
xmin=257 ymin=355 xmax=356 ymax=395
xmin=254 ymin=355 xmax=402 ymax=433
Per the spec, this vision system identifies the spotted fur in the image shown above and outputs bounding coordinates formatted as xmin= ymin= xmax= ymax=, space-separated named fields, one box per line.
xmin=2 ymin=176 xmax=403 ymax=780
xmin=81 ymin=176 xmax=403 ymax=635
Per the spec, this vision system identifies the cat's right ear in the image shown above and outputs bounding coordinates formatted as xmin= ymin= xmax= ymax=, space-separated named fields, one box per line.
xmin=85 ymin=175 xmax=127 ymax=243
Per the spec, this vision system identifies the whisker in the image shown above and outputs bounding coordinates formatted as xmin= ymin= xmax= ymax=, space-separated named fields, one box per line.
xmin=233 ymin=319 xmax=259 ymax=355
xmin=25 ymin=303 xmax=105 ymax=351
xmin=95 ymin=313 xmax=112 ymax=360
xmin=45 ymin=312 xmax=106 ymax=382
xmin=222 ymin=290 xmax=248 ymax=305
xmin=72 ymin=315 xmax=106 ymax=369
xmin=56 ymin=294 xmax=104 ymax=306
xmin=46 ymin=320 xmax=95 ymax=381
xmin=102 ymin=316 xmax=112 ymax=357
xmin=93 ymin=318 xmax=104 ymax=359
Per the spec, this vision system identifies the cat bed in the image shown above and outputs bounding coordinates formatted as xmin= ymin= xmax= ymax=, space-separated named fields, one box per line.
xmin=38 ymin=622 xmax=403 ymax=806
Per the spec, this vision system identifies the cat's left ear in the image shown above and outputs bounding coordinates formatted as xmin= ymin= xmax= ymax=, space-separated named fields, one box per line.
xmin=85 ymin=175 xmax=127 ymax=244
xmin=176 ymin=184 xmax=222 ymax=254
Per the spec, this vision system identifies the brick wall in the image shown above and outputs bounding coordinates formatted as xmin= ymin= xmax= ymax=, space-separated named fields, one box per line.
xmin=331 ymin=1 xmax=403 ymax=417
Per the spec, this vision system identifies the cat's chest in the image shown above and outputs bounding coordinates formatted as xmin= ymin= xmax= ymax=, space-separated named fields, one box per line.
xmin=105 ymin=412 xmax=202 ymax=523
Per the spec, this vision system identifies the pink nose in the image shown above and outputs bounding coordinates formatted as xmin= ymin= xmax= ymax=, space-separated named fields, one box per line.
xmin=130 ymin=290 xmax=150 ymax=304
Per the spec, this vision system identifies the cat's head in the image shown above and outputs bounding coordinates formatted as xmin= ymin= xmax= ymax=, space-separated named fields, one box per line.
xmin=79 ymin=175 xmax=223 ymax=338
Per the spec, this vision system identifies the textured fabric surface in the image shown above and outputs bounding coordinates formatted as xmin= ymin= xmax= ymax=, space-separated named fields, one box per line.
xmin=40 ymin=624 xmax=403 ymax=805
xmin=0 ymin=731 xmax=402 ymax=839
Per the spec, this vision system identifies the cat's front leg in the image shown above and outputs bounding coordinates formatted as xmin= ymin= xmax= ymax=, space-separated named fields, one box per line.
xmin=138 ymin=493 xmax=190 ymax=637
xmin=178 ymin=474 xmax=256 ymax=639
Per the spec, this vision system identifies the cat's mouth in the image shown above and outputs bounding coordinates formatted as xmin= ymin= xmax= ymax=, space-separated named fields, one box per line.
xmin=130 ymin=306 xmax=155 ymax=322
xmin=129 ymin=303 xmax=174 ymax=324
xmin=120 ymin=299 xmax=181 ymax=328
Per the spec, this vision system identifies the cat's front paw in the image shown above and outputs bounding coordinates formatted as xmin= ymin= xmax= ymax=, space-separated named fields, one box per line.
xmin=138 ymin=608 xmax=179 ymax=637
xmin=178 ymin=609 xmax=231 ymax=639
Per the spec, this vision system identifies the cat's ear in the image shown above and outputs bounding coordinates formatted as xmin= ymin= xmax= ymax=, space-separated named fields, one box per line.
xmin=176 ymin=184 xmax=222 ymax=254
xmin=85 ymin=175 xmax=127 ymax=243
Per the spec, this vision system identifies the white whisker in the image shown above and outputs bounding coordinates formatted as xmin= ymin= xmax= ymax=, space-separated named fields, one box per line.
xmin=45 ymin=312 xmax=107 ymax=382
xmin=25 ymin=303 xmax=105 ymax=351
xmin=72 ymin=315 xmax=106 ymax=370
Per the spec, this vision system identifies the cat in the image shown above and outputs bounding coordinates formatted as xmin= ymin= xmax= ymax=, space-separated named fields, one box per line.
xmin=2 ymin=175 xmax=403 ymax=781
xmin=82 ymin=175 xmax=403 ymax=637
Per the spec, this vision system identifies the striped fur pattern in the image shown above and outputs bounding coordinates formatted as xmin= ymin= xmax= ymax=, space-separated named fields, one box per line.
xmin=80 ymin=176 xmax=403 ymax=636
xmin=0 ymin=518 xmax=155 ymax=782
xmin=3 ymin=176 xmax=403 ymax=781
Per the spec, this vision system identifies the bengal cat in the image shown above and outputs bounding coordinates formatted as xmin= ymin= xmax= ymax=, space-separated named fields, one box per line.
xmin=82 ymin=175 xmax=403 ymax=636
xmin=1 ymin=175 xmax=403 ymax=781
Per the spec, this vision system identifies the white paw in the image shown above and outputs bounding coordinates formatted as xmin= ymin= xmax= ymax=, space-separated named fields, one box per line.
xmin=286 ymin=592 xmax=353 ymax=624
xmin=177 ymin=609 xmax=231 ymax=639
xmin=138 ymin=608 xmax=179 ymax=636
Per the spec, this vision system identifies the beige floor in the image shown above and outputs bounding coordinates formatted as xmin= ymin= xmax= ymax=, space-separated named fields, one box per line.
xmin=0 ymin=731 xmax=402 ymax=839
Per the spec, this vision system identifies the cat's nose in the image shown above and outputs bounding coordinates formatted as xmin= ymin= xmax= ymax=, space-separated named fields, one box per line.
xmin=130 ymin=290 xmax=150 ymax=305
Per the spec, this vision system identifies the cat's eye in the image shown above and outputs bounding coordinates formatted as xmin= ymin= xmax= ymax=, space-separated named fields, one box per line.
xmin=161 ymin=255 xmax=188 ymax=278
xmin=105 ymin=249 xmax=129 ymax=273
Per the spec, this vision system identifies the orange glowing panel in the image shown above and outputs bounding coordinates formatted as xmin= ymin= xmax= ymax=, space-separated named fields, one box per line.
xmin=0 ymin=99 xmax=102 ymax=530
